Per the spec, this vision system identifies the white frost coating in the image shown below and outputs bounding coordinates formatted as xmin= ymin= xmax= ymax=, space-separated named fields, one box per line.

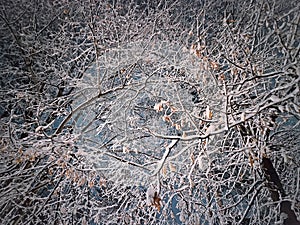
xmin=146 ymin=186 xmax=156 ymax=206
xmin=198 ymin=156 xmax=209 ymax=171
xmin=71 ymin=39 xmax=225 ymax=186
xmin=152 ymin=139 xmax=178 ymax=176
xmin=270 ymin=95 xmax=280 ymax=103
xmin=205 ymin=124 xmax=216 ymax=135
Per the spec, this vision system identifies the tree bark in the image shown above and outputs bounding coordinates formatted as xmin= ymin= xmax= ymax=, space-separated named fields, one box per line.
xmin=262 ymin=156 xmax=300 ymax=225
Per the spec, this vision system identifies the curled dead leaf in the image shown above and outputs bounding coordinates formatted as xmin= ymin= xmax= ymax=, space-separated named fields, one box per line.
xmin=162 ymin=165 xmax=167 ymax=176
xmin=99 ymin=177 xmax=107 ymax=187
xmin=175 ymin=124 xmax=181 ymax=130
xmin=63 ymin=9 xmax=69 ymax=15
xmin=153 ymin=192 xmax=161 ymax=211
xmin=249 ymin=154 xmax=254 ymax=168
xmin=15 ymin=158 xmax=22 ymax=164
xmin=190 ymin=153 xmax=195 ymax=165
xmin=219 ymin=74 xmax=225 ymax=81
xmin=195 ymin=49 xmax=201 ymax=58
xmin=88 ymin=180 xmax=94 ymax=188
xmin=210 ymin=61 xmax=219 ymax=70
xmin=163 ymin=115 xmax=171 ymax=122
xmin=206 ymin=106 xmax=213 ymax=120
xmin=169 ymin=162 xmax=176 ymax=172
xmin=170 ymin=106 xmax=178 ymax=113
xmin=154 ymin=102 xmax=163 ymax=112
